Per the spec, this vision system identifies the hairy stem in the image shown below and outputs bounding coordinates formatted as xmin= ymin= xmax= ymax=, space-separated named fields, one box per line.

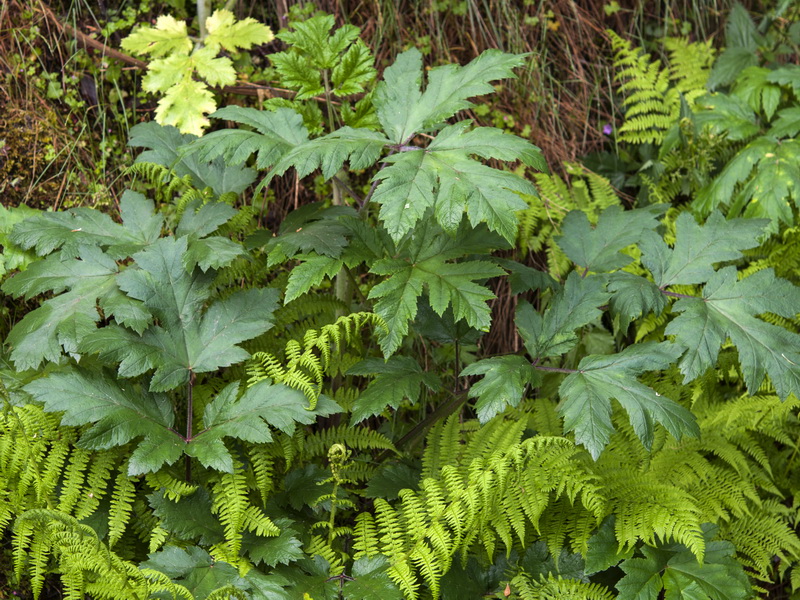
xmin=197 ymin=0 xmax=209 ymax=42
xmin=185 ymin=371 xmax=196 ymax=482
xmin=660 ymin=289 xmax=698 ymax=299
xmin=533 ymin=365 xmax=579 ymax=374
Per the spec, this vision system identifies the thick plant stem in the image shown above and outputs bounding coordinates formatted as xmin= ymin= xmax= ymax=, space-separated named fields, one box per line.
xmin=197 ymin=0 xmax=209 ymax=42
xmin=185 ymin=371 xmax=196 ymax=482
xmin=332 ymin=169 xmax=355 ymax=317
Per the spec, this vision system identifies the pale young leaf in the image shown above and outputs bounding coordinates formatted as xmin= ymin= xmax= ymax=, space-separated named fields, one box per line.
xmin=204 ymin=9 xmax=274 ymax=53
xmin=121 ymin=15 xmax=191 ymax=58
xmin=155 ymin=79 xmax=216 ymax=136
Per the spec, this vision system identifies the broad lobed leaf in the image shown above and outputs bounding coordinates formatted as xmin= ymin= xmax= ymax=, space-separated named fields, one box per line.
xmin=559 ymin=343 xmax=698 ymax=459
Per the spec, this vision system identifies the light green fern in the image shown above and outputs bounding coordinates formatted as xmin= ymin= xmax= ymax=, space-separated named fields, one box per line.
xmin=610 ymin=31 xmax=714 ymax=144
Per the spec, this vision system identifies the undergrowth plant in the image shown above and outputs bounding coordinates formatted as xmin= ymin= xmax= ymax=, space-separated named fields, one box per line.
xmin=3 ymin=6 xmax=800 ymax=600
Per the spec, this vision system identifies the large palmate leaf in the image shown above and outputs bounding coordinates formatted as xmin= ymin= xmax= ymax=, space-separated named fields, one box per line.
xmin=559 ymin=343 xmax=698 ymax=459
xmin=23 ymin=368 xmax=183 ymax=475
xmin=187 ymin=106 xmax=309 ymax=170
xmin=375 ymin=48 xmax=529 ymax=144
xmin=371 ymin=122 xmax=543 ymax=243
xmin=607 ymin=272 xmax=669 ymax=326
xmin=140 ymin=546 xmax=249 ymax=598
xmin=204 ymin=9 xmax=274 ymax=53
xmin=128 ymin=121 xmax=255 ymax=195
xmin=369 ymin=256 xmax=503 ymax=356
xmin=667 ymin=267 xmax=800 ymax=399
xmin=639 ymin=211 xmax=766 ymax=288
xmin=123 ymin=10 xmax=272 ymax=135
xmin=616 ymin=526 xmax=750 ymax=600
xmin=269 ymin=127 xmax=388 ymax=181
xmin=80 ymin=237 xmax=279 ymax=392
xmin=516 ymin=272 xmax=609 ymax=360
xmin=694 ymin=136 xmax=800 ymax=230
xmin=556 ymin=205 xmax=666 ymax=273
xmin=284 ymin=254 xmax=343 ymax=304
xmin=271 ymin=15 xmax=372 ymax=98
xmin=245 ymin=202 xmax=357 ymax=265
xmin=2 ymin=245 xmax=150 ymax=370
xmin=9 ymin=191 xmax=162 ymax=259
xmin=349 ymin=356 xmax=439 ymax=424
xmin=342 ymin=557 xmax=404 ymax=600
xmin=120 ymin=14 xmax=191 ymax=57
xmin=187 ymin=380 xmax=339 ymax=471
xmin=149 ymin=488 xmax=224 ymax=545
xmin=461 ymin=355 xmax=541 ymax=423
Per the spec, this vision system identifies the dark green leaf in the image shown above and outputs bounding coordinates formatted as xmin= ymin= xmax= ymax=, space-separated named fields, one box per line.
xmin=342 ymin=556 xmax=404 ymax=600
xmin=23 ymin=368 xmax=184 ymax=475
xmin=243 ymin=521 xmax=304 ymax=567
xmin=129 ymin=121 xmax=256 ymax=196
xmin=667 ymin=266 xmax=800 ymax=398
xmin=559 ymin=343 xmax=698 ymax=459
xmin=149 ymin=488 xmax=224 ymax=545
xmin=585 ymin=517 xmax=634 ymax=575
xmin=462 ymin=355 xmax=541 ymax=423
xmin=82 ymin=237 xmax=279 ymax=391
xmin=640 ymin=211 xmax=766 ymax=288
xmin=607 ymin=272 xmax=669 ymax=325
xmin=349 ymin=356 xmax=439 ymax=424
xmin=556 ymin=205 xmax=665 ymax=273
xmin=516 ymin=273 xmax=609 ymax=360
xmin=364 ymin=463 xmax=420 ymax=500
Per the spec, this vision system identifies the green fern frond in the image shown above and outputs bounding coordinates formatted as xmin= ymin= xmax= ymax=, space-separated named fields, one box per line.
xmin=519 ymin=165 xmax=620 ymax=278
xmin=13 ymin=509 xmax=155 ymax=599
xmin=73 ymin=449 xmax=121 ymax=520
xmin=145 ymin=470 xmax=198 ymax=501
xmin=609 ymin=31 xmax=713 ymax=145
xmin=108 ymin=465 xmax=137 ymax=547
xmin=205 ymin=585 xmax=249 ymax=600
xmin=301 ymin=425 xmax=395 ymax=459
xmin=511 ymin=573 xmax=615 ymax=600
xmin=359 ymin=431 xmax=601 ymax=596
xmin=247 ymin=312 xmax=385 ymax=408
xmin=307 ymin=534 xmax=346 ymax=575
xmin=722 ymin=501 xmax=800 ymax=582
xmin=352 ymin=513 xmax=380 ymax=559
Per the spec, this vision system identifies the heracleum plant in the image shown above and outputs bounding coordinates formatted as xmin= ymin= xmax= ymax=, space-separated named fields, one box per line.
xmin=2 ymin=5 xmax=800 ymax=599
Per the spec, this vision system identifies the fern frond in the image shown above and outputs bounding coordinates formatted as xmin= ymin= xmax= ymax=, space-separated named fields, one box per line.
xmin=301 ymin=424 xmax=395 ymax=459
xmin=211 ymin=462 xmax=249 ymax=560
xmin=145 ymin=470 xmax=198 ymax=502
xmin=361 ymin=431 xmax=601 ymax=595
xmin=13 ymin=509 xmax=153 ymax=599
xmin=609 ymin=31 xmax=713 ymax=145
xmin=511 ymin=573 xmax=615 ymax=600
xmin=247 ymin=312 xmax=385 ymax=408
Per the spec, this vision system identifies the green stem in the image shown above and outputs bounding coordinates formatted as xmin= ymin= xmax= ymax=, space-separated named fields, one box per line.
xmin=322 ymin=69 xmax=337 ymax=133
xmin=197 ymin=0 xmax=208 ymax=42
xmin=185 ymin=371 xmax=196 ymax=482
xmin=327 ymin=481 xmax=339 ymax=546
xmin=660 ymin=289 xmax=698 ymax=299
xmin=380 ymin=391 xmax=469 ymax=458
xmin=533 ymin=365 xmax=578 ymax=374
